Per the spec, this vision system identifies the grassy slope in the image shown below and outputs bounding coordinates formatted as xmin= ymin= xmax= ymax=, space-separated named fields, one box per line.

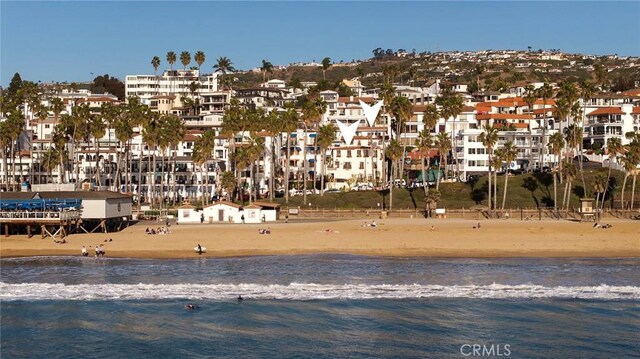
xmin=274 ymin=168 xmax=630 ymax=210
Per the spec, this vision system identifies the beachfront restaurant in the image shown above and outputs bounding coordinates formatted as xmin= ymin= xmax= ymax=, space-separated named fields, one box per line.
xmin=0 ymin=191 xmax=133 ymax=236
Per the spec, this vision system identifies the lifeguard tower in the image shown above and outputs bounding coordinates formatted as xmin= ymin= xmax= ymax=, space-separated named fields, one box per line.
xmin=578 ymin=198 xmax=597 ymax=222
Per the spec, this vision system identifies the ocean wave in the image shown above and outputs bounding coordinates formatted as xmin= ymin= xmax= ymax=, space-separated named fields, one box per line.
xmin=1 ymin=282 xmax=639 ymax=301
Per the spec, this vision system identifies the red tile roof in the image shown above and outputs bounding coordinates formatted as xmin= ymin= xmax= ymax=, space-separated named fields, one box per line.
xmin=338 ymin=97 xmax=375 ymax=104
xmin=476 ymin=113 xmax=534 ymax=120
xmin=587 ymin=107 xmax=624 ymax=116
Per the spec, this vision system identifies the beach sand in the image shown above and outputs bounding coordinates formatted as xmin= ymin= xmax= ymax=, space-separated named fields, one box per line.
xmin=0 ymin=218 xmax=638 ymax=259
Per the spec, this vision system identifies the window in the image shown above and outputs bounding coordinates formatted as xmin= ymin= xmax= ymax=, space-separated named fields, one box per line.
xmin=347 ymin=150 xmax=352 ymax=158
xmin=117 ymin=203 xmax=122 ymax=212
xmin=359 ymin=162 xmax=365 ymax=169
xmin=343 ymin=162 xmax=352 ymax=170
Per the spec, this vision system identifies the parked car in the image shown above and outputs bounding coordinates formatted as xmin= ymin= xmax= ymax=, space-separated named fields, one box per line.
xmin=573 ymin=155 xmax=590 ymax=162
xmin=324 ymin=188 xmax=341 ymax=194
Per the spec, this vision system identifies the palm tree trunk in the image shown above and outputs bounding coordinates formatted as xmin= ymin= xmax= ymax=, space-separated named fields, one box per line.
xmin=302 ymin=129 xmax=307 ymax=205
xmin=621 ymin=173 xmax=628 ymax=210
xmin=2 ymin=149 xmax=8 ymax=190
xmin=95 ymin=140 xmax=101 ymax=187
xmin=501 ymin=172 xmax=509 ymax=210
xmin=601 ymin=164 xmax=613 ymax=210
xmin=321 ymin=146 xmax=326 ymax=197
xmin=421 ymin=157 xmax=427 ymax=196
xmin=631 ymin=173 xmax=637 ymax=210
xmin=488 ymin=166 xmax=492 ymax=210
xmin=285 ymin=133 xmax=291 ymax=203
xmin=553 ymin=171 xmax=558 ymax=211
xmin=436 ymin=156 xmax=442 ymax=191
xmin=389 ymin=159 xmax=395 ymax=210
xmin=270 ymin=137 xmax=275 ymax=201
xmin=10 ymin=142 xmax=16 ymax=190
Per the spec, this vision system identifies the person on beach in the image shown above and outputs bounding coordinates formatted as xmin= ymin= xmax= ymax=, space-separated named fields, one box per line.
xmin=95 ymin=246 xmax=100 ymax=257
xmin=81 ymin=246 xmax=88 ymax=257
xmin=241 ymin=215 xmax=245 ymax=224
xmin=430 ymin=225 xmax=435 ymax=232
xmin=200 ymin=213 xmax=204 ymax=224
xmin=99 ymin=244 xmax=105 ymax=257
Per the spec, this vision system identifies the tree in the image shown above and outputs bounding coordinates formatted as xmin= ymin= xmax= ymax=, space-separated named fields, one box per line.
xmin=166 ymin=51 xmax=177 ymax=70
xmin=317 ymin=124 xmax=337 ymax=196
xmin=390 ymin=95 xmax=413 ymax=185
xmin=479 ymin=125 xmax=499 ymax=209
xmin=261 ymin=59 xmax=274 ymax=82
xmin=90 ymin=74 xmax=125 ymax=100
xmin=499 ymin=141 xmax=518 ymax=210
xmin=300 ymin=96 xmax=327 ymax=204
xmin=561 ymin=159 xmax=577 ymax=211
xmin=220 ymin=171 xmax=236 ymax=201
xmin=420 ymin=104 xmax=439 ymax=193
xmin=548 ymin=132 xmax=565 ymax=211
xmin=279 ymin=104 xmax=299 ymax=203
xmin=523 ymin=85 xmax=538 ymax=170
xmin=434 ymin=132 xmax=451 ymax=190
xmin=436 ymin=88 xmax=464 ymax=178
xmin=192 ymin=129 xmax=216 ymax=205
xmin=620 ymin=146 xmax=640 ymax=210
xmin=166 ymin=51 xmax=177 ymax=95
xmin=592 ymin=172 xmax=608 ymax=211
xmin=601 ymin=137 xmax=622 ymax=210
xmin=424 ymin=188 xmax=441 ymax=218
xmin=213 ymin=56 xmax=236 ymax=91
xmin=321 ymin=57 xmax=332 ymax=80
xmin=537 ymin=83 xmax=553 ymax=169
xmin=385 ymin=139 xmax=403 ymax=210
xmin=151 ymin=56 xmax=161 ymax=96
xmin=194 ymin=50 xmax=206 ymax=74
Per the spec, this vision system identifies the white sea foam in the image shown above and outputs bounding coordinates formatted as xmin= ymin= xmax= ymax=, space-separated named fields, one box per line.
xmin=1 ymin=282 xmax=639 ymax=301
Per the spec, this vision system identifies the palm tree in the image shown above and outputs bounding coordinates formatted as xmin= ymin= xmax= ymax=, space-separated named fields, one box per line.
xmin=279 ymin=104 xmax=299 ymax=203
xmin=300 ymin=97 xmax=327 ymax=204
xmin=561 ymin=159 xmax=577 ymax=211
xmin=192 ymin=129 xmax=216 ymax=205
xmin=620 ymin=146 xmax=640 ymax=210
xmin=437 ymin=89 xmax=464 ymax=178
xmin=261 ymin=60 xmax=274 ymax=82
xmin=194 ymin=51 xmax=206 ymax=75
xmin=390 ymin=95 xmax=413 ymax=183
xmin=180 ymin=51 xmax=191 ymax=96
xmin=434 ymin=132 xmax=451 ymax=190
xmin=499 ymin=141 xmax=518 ymax=210
xmin=213 ymin=56 xmax=235 ymax=91
xmin=385 ymin=139 xmax=403 ymax=210
xmin=523 ymin=85 xmax=538 ymax=171
xmin=424 ymin=188 xmax=441 ymax=218
xmin=601 ymin=137 xmax=622 ymax=210
xmin=592 ymin=173 xmax=608 ymax=211
xmin=417 ymin=129 xmax=433 ymax=195
xmin=52 ymin=124 xmax=67 ymax=184
xmin=151 ymin=56 xmax=161 ymax=96
xmin=420 ymin=104 xmax=439 ymax=193
xmin=479 ymin=125 xmax=499 ymax=209
xmin=166 ymin=51 xmax=177 ymax=94
xmin=537 ymin=83 xmax=553 ymax=169
xmin=321 ymin=57 xmax=332 ymax=80
xmin=142 ymin=112 xmax=160 ymax=208
xmin=89 ymin=113 xmax=106 ymax=186
xmin=317 ymin=123 xmax=337 ymax=196
xmin=548 ymin=132 xmax=565 ymax=211
xmin=2 ymin=111 xmax=24 ymax=190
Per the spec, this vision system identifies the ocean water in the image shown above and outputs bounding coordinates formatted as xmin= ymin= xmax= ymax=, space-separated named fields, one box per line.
xmin=1 ymin=256 xmax=639 ymax=358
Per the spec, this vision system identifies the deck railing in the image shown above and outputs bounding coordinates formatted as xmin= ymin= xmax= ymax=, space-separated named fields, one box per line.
xmin=0 ymin=210 xmax=82 ymax=222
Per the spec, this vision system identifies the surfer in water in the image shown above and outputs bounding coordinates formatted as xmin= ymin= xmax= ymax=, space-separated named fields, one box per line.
xmin=237 ymin=295 xmax=244 ymax=302
xmin=185 ymin=303 xmax=198 ymax=311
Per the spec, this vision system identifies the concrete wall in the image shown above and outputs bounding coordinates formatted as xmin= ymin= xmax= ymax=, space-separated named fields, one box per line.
xmin=81 ymin=200 xmax=105 ymax=219
xmin=105 ymin=198 xmax=132 ymax=219
xmin=177 ymin=208 xmax=202 ymax=224
xmin=203 ymin=204 xmax=241 ymax=223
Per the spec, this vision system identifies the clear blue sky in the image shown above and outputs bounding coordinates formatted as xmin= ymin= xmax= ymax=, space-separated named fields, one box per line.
xmin=2 ymin=1 xmax=639 ymax=86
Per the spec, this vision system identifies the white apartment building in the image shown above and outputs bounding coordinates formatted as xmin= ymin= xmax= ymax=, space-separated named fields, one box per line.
xmin=125 ymin=69 xmax=219 ymax=104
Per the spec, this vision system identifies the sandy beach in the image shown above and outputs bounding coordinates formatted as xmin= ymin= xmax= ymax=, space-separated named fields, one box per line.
xmin=1 ymin=218 xmax=639 ymax=259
